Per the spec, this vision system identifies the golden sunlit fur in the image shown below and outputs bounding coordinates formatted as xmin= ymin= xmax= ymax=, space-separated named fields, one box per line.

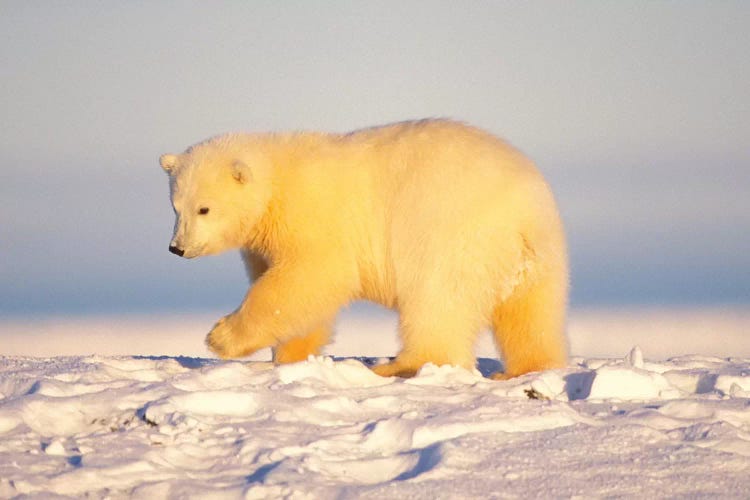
xmin=160 ymin=119 xmax=568 ymax=378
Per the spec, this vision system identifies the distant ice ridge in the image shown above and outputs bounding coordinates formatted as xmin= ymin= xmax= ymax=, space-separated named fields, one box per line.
xmin=2 ymin=305 xmax=749 ymax=359
xmin=1 ymin=349 xmax=750 ymax=498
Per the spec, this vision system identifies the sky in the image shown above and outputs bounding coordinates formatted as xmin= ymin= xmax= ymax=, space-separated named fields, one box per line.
xmin=1 ymin=2 xmax=748 ymax=316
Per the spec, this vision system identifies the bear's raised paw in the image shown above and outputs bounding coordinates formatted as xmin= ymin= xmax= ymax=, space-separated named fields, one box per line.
xmin=205 ymin=314 xmax=256 ymax=359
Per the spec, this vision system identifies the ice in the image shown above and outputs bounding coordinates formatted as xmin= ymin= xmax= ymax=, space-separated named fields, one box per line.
xmin=587 ymin=366 xmax=679 ymax=400
xmin=276 ymin=356 xmax=393 ymax=389
xmin=1 ymin=307 xmax=750 ymax=496
xmin=1 ymin=347 xmax=749 ymax=497
xmin=42 ymin=438 xmax=67 ymax=456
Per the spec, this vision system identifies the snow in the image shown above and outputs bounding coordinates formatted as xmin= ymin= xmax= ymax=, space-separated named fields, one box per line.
xmin=1 ymin=307 xmax=749 ymax=497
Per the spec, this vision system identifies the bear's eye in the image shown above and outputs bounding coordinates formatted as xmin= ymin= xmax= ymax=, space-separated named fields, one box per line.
xmin=198 ymin=207 xmax=210 ymax=215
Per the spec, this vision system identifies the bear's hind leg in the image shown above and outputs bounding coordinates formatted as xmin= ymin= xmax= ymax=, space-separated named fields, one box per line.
xmin=273 ymin=323 xmax=332 ymax=364
xmin=490 ymin=273 xmax=568 ymax=379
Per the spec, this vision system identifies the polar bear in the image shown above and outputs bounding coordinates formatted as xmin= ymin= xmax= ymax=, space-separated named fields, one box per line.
xmin=160 ymin=120 xmax=568 ymax=379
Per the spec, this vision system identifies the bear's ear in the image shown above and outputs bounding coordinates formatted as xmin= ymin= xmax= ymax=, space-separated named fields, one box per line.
xmin=231 ymin=160 xmax=253 ymax=184
xmin=160 ymin=154 xmax=179 ymax=173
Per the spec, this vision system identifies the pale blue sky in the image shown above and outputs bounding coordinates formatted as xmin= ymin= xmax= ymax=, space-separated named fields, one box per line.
xmin=1 ymin=2 xmax=748 ymax=315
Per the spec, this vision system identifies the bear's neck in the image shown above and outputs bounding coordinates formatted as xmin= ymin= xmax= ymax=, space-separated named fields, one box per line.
xmin=245 ymin=196 xmax=285 ymax=264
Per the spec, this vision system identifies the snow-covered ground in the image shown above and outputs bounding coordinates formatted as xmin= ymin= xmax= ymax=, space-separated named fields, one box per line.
xmin=1 ymin=307 xmax=749 ymax=498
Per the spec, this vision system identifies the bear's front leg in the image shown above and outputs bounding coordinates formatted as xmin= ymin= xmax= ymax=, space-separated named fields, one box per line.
xmin=205 ymin=311 xmax=267 ymax=359
xmin=206 ymin=257 xmax=353 ymax=359
xmin=272 ymin=322 xmax=332 ymax=364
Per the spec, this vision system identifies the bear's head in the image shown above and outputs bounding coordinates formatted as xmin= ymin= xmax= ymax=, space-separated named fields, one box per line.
xmin=160 ymin=136 xmax=272 ymax=258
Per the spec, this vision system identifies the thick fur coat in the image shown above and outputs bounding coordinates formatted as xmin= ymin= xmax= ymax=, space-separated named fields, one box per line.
xmin=160 ymin=120 xmax=568 ymax=378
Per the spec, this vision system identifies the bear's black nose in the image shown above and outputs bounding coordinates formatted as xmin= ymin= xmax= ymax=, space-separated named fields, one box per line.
xmin=169 ymin=245 xmax=185 ymax=257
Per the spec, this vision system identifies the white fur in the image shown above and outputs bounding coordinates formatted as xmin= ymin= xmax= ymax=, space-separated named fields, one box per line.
xmin=161 ymin=119 xmax=569 ymax=378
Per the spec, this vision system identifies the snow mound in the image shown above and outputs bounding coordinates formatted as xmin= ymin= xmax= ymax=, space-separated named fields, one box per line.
xmin=1 ymin=350 xmax=749 ymax=498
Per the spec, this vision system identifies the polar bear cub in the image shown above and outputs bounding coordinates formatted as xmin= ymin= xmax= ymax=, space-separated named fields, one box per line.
xmin=160 ymin=120 xmax=568 ymax=379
